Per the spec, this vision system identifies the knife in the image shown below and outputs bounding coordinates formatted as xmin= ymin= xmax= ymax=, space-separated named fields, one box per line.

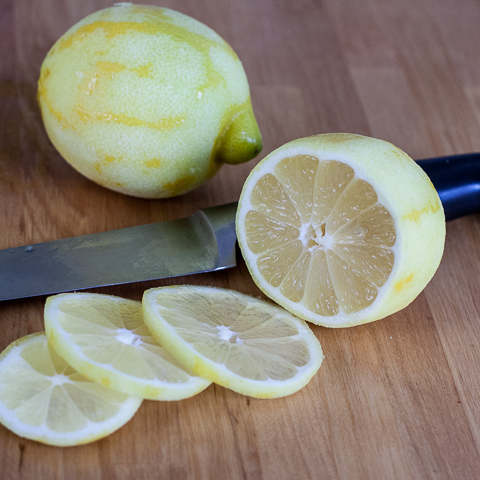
xmin=0 ymin=202 xmax=238 ymax=301
xmin=0 ymin=153 xmax=478 ymax=302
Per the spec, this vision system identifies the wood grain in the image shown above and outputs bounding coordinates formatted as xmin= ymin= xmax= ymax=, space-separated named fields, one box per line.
xmin=1 ymin=0 xmax=480 ymax=478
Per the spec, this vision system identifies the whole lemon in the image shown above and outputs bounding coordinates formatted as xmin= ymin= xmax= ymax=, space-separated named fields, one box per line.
xmin=38 ymin=3 xmax=262 ymax=198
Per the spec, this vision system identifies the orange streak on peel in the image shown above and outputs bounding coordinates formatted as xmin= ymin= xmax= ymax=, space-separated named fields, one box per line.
xmin=144 ymin=159 xmax=162 ymax=168
xmin=162 ymin=176 xmax=196 ymax=196
xmin=403 ymin=200 xmax=441 ymax=224
xmin=74 ymin=105 xmax=185 ymax=131
xmin=58 ymin=20 xmax=236 ymax=60
xmin=394 ymin=273 xmax=414 ymax=292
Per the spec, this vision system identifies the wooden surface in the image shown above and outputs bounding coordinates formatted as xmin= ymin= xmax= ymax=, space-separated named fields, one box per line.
xmin=1 ymin=0 xmax=480 ymax=478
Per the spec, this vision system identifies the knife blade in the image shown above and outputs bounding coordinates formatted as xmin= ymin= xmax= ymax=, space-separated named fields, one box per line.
xmin=0 ymin=202 xmax=238 ymax=301
xmin=0 ymin=153 xmax=478 ymax=302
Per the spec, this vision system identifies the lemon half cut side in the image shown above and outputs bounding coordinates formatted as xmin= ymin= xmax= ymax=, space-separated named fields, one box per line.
xmin=142 ymin=285 xmax=324 ymax=398
xmin=45 ymin=293 xmax=211 ymax=400
xmin=0 ymin=333 xmax=142 ymax=446
xmin=236 ymin=134 xmax=446 ymax=328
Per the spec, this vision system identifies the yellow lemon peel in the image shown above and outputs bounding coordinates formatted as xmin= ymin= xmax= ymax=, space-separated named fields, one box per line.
xmin=38 ymin=4 xmax=262 ymax=198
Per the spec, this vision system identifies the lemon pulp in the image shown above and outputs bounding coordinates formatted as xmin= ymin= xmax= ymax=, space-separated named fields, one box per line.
xmin=244 ymin=155 xmax=396 ymax=317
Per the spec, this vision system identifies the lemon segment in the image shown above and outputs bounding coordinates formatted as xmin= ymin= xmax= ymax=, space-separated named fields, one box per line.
xmin=38 ymin=3 xmax=262 ymax=198
xmin=0 ymin=333 xmax=142 ymax=446
xmin=142 ymin=285 xmax=324 ymax=399
xmin=236 ymin=133 xmax=446 ymax=327
xmin=44 ymin=293 xmax=211 ymax=400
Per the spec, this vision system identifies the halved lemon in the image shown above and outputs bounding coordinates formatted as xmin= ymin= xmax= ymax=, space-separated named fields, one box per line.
xmin=45 ymin=293 xmax=211 ymax=400
xmin=142 ymin=285 xmax=324 ymax=398
xmin=236 ymin=133 xmax=445 ymax=327
xmin=0 ymin=333 xmax=142 ymax=446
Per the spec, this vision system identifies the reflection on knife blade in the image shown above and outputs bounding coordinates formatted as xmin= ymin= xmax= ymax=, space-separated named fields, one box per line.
xmin=0 ymin=202 xmax=238 ymax=301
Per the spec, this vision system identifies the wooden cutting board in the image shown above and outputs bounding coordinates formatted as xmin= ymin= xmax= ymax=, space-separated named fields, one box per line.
xmin=1 ymin=0 xmax=480 ymax=478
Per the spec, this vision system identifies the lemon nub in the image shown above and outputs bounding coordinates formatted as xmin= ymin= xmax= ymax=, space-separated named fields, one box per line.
xmin=244 ymin=156 xmax=396 ymax=316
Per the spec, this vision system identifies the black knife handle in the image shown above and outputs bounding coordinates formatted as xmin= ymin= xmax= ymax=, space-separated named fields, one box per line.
xmin=417 ymin=153 xmax=480 ymax=221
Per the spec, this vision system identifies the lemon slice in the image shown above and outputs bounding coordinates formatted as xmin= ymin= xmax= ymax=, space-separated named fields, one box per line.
xmin=236 ymin=133 xmax=446 ymax=327
xmin=45 ymin=293 xmax=211 ymax=400
xmin=0 ymin=333 xmax=142 ymax=446
xmin=142 ymin=285 xmax=323 ymax=398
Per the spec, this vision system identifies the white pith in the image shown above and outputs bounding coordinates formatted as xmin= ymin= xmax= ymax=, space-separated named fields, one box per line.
xmin=115 ymin=328 xmax=143 ymax=347
xmin=48 ymin=373 xmax=73 ymax=386
xmin=216 ymin=325 xmax=244 ymax=345
xmin=299 ymin=222 xmax=333 ymax=251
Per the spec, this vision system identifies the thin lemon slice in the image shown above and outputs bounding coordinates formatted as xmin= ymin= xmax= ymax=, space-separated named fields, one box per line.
xmin=236 ymin=133 xmax=446 ymax=327
xmin=142 ymin=285 xmax=324 ymax=399
xmin=45 ymin=293 xmax=211 ymax=400
xmin=0 ymin=333 xmax=142 ymax=446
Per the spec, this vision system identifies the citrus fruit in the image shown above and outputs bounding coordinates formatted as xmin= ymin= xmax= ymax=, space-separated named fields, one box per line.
xmin=236 ymin=133 xmax=446 ymax=328
xmin=37 ymin=3 xmax=262 ymax=198
xmin=45 ymin=293 xmax=211 ymax=401
xmin=0 ymin=332 xmax=142 ymax=446
xmin=142 ymin=285 xmax=323 ymax=398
